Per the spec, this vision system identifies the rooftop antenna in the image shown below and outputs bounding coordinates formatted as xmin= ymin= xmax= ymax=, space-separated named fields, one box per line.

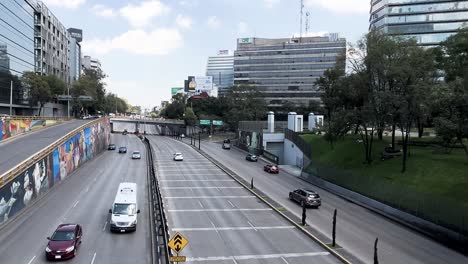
xmin=299 ymin=0 xmax=304 ymax=41
xmin=305 ymin=11 xmax=310 ymax=36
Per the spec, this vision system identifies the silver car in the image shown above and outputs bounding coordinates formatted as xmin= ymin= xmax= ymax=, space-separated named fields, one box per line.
xmin=132 ymin=151 xmax=141 ymax=159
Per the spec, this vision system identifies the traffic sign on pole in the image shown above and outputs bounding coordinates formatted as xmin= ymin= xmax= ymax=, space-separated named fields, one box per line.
xmin=168 ymin=232 xmax=188 ymax=254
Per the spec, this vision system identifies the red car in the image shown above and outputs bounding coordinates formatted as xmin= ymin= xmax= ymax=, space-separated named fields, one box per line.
xmin=45 ymin=224 xmax=82 ymax=260
xmin=264 ymin=164 xmax=279 ymax=174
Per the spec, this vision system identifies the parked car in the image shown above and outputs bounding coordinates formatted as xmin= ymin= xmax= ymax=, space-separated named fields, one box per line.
xmin=132 ymin=151 xmax=141 ymax=159
xmin=108 ymin=144 xmax=116 ymax=150
xmin=289 ymin=189 xmax=321 ymax=208
xmin=222 ymin=139 xmax=231 ymax=149
xmin=173 ymin=153 xmax=183 ymax=161
xmin=119 ymin=146 xmax=127 ymax=153
xmin=245 ymin=154 xmax=258 ymax=162
xmin=122 ymin=129 xmax=128 ymax=135
xmin=264 ymin=164 xmax=279 ymax=174
xmin=45 ymin=224 xmax=82 ymax=260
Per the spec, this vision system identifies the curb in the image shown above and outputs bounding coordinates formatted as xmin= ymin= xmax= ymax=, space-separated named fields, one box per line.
xmin=175 ymin=137 xmax=352 ymax=264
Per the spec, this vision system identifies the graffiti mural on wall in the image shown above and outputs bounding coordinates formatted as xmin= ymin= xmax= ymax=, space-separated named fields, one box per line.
xmin=0 ymin=119 xmax=47 ymax=142
xmin=237 ymin=130 xmax=262 ymax=155
xmin=0 ymin=118 xmax=110 ymax=224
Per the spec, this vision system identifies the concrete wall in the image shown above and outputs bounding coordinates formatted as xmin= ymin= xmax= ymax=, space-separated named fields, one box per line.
xmin=283 ymin=138 xmax=304 ymax=168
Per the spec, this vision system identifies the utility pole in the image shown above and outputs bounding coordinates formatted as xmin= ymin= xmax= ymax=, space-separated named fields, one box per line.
xmin=9 ymin=81 xmax=13 ymax=116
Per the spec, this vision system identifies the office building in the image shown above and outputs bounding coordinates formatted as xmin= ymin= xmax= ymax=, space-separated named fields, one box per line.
xmin=82 ymin=55 xmax=102 ymax=73
xmin=234 ymin=35 xmax=346 ymax=107
xmin=369 ymin=0 xmax=468 ymax=46
xmin=206 ymin=50 xmax=234 ymax=96
xmin=34 ymin=1 xmax=69 ymax=82
xmin=0 ymin=0 xmax=35 ymax=113
xmin=68 ymin=28 xmax=82 ymax=83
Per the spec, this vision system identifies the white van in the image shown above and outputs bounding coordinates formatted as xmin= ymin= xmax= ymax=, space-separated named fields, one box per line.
xmin=109 ymin=182 xmax=140 ymax=232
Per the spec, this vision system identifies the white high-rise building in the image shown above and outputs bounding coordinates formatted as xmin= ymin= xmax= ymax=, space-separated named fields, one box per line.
xmin=82 ymin=55 xmax=102 ymax=73
xmin=206 ymin=50 xmax=234 ymax=96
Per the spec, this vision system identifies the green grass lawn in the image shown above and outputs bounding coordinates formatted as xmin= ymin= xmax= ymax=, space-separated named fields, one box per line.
xmin=301 ymin=134 xmax=468 ymax=232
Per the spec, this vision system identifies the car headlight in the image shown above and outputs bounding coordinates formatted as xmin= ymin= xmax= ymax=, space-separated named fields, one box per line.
xmin=45 ymin=246 xmax=52 ymax=252
xmin=132 ymin=220 xmax=137 ymax=225
xmin=65 ymin=246 xmax=74 ymax=252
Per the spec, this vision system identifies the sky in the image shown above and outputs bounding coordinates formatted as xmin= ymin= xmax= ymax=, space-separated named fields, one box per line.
xmin=41 ymin=0 xmax=370 ymax=110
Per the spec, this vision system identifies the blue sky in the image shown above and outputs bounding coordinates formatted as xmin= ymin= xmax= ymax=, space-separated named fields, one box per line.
xmin=42 ymin=0 xmax=370 ymax=109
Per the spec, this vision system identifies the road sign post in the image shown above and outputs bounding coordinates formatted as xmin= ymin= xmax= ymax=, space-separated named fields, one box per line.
xmin=168 ymin=232 xmax=188 ymax=263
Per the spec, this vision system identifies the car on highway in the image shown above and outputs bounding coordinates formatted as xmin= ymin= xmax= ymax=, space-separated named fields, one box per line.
xmin=45 ymin=224 xmax=82 ymax=260
xmin=264 ymin=164 xmax=279 ymax=174
xmin=245 ymin=154 xmax=258 ymax=162
xmin=122 ymin=129 xmax=128 ymax=135
xmin=222 ymin=139 xmax=231 ymax=149
xmin=132 ymin=151 xmax=141 ymax=159
xmin=173 ymin=153 xmax=183 ymax=161
xmin=119 ymin=146 xmax=127 ymax=153
xmin=108 ymin=144 xmax=116 ymax=150
xmin=289 ymin=189 xmax=321 ymax=208
xmin=109 ymin=183 xmax=140 ymax=232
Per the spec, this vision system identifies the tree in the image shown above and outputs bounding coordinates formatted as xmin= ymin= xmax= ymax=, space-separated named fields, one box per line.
xmin=184 ymin=107 xmax=198 ymax=126
xmin=44 ymin=75 xmax=66 ymax=98
xmin=21 ymin=72 xmax=51 ymax=116
xmin=224 ymin=84 xmax=267 ymax=128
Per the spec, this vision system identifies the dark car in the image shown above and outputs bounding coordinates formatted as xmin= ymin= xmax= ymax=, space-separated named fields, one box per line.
xmin=45 ymin=224 xmax=82 ymax=260
xmin=264 ymin=164 xmax=279 ymax=174
xmin=289 ymin=189 xmax=321 ymax=208
xmin=245 ymin=154 xmax=258 ymax=162
xmin=108 ymin=144 xmax=116 ymax=150
xmin=122 ymin=129 xmax=128 ymax=135
xmin=119 ymin=146 xmax=127 ymax=153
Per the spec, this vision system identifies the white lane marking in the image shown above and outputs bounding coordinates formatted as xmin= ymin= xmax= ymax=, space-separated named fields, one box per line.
xmin=162 ymin=187 xmax=242 ymax=190
xmin=198 ymin=201 xmax=204 ymax=209
xmin=165 ymin=196 xmax=255 ymax=199
xmin=210 ymin=221 xmax=219 ymax=234
xmin=248 ymin=221 xmax=258 ymax=232
xmin=282 ymin=257 xmax=290 ymax=264
xmin=73 ymin=200 xmax=79 ymax=208
xmin=103 ymin=221 xmax=108 ymax=231
xmin=93 ymin=177 xmax=97 ymax=182
xmin=227 ymin=200 xmax=235 ymax=208
xmin=27 ymin=255 xmax=36 ymax=264
xmin=186 ymin=252 xmax=330 ymax=262
xmin=232 ymin=258 xmax=239 ymax=264
xmin=84 ymin=187 xmax=89 ymax=193
xmin=91 ymin=252 xmax=97 ymax=264
xmin=159 ymin=169 xmax=221 ymax=172
xmin=172 ymin=226 xmax=295 ymax=231
xmin=160 ymin=179 xmax=234 ymax=182
xmin=168 ymin=209 xmax=272 ymax=212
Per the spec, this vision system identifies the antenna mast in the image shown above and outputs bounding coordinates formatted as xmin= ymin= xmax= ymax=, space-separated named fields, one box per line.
xmin=300 ymin=0 xmax=304 ymax=40
xmin=305 ymin=11 xmax=310 ymax=35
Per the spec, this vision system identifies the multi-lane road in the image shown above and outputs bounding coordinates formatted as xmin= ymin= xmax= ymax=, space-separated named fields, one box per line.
xmin=193 ymin=138 xmax=468 ymax=264
xmin=0 ymin=134 xmax=151 ymax=264
xmin=0 ymin=119 xmax=90 ymax=175
xmin=148 ymin=136 xmax=343 ymax=264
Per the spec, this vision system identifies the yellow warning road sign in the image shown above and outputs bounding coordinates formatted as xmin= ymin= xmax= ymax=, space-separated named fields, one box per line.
xmin=170 ymin=256 xmax=186 ymax=262
xmin=168 ymin=232 xmax=188 ymax=254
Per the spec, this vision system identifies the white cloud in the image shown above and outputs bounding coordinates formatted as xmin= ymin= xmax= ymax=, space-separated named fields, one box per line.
xmin=176 ymin=14 xmax=193 ymax=29
xmin=119 ymin=0 xmax=170 ymax=28
xmin=206 ymin=16 xmax=221 ymax=29
xmin=304 ymin=0 xmax=369 ymax=14
xmin=237 ymin=21 xmax=249 ymax=35
xmin=91 ymin=5 xmax=116 ymax=18
xmin=263 ymin=0 xmax=280 ymax=8
xmin=41 ymin=0 xmax=86 ymax=9
xmin=82 ymin=28 xmax=182 ymax=56
xmin=179 ymin=0 xmax=198 ymax=7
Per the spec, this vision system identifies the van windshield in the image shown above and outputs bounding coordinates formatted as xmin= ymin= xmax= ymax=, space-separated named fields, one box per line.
xmin=113 ymin=203 xmax=136 ymax=215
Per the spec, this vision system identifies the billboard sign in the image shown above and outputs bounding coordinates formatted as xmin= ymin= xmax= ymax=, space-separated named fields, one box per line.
xmin=171 ymin=87 xmax=183 ymax=96
xmin=187 ymin=76 xmax=213 ymax=92
xmin=238 ymin=38 xmax=252 ymax=44
xmin=67 ymin=28 xmax=83 ymax=42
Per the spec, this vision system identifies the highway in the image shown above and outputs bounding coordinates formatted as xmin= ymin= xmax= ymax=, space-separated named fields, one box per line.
xmin=148 ymin=136 xmax=342 ymax=264
xmin=0 ymin=134 xmax=151 ymax=264
xmin=193 ymin=139 xmax=468 ymax=264
xmin=0 ymin=119 xmax=90 ymax=175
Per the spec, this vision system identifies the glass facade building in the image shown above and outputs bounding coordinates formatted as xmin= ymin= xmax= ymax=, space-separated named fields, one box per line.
xmin=234 ymin=35 xmax=346 ymax=107
xmin=370 ymin=0 xmax=468 ymax=46
xmin=0 ymin=0 xmax=35 ymax=111
xmin=206 ymin=50 xmax=234 ymax=96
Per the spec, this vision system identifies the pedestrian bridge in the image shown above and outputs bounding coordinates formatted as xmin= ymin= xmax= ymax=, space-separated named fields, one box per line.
xmin=110 ymin=118 xmax=184 ymax=135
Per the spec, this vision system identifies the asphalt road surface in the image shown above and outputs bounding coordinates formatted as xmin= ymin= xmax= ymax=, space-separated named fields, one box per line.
xmin=0 ymin=119 xmax=90 ymax=175
xmin=194 ymin=139 xmax=468 ymax=264
xmin=0 ymin=134 xmax=151 ymax=264
xmin=148 ymin=136 xmax=342 ymax=264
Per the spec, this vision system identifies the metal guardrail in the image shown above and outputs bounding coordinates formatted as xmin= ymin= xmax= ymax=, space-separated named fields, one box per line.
xmin=0 ymin=118 xmax=103 ymax=188
xmin=144 ymin=137 xmax=170 ymax=264
xmin=0 ymin=115 xmax=72 ymax=121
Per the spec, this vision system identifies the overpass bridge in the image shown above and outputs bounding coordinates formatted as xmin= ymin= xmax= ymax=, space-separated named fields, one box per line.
xmin=110 ymin=118 xmax=185 ymax=135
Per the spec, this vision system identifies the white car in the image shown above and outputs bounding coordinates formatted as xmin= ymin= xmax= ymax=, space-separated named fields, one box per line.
xmin=132 ymin=151 xmax=141 ymax=159
xmin=173 ymin=153 xmax=183 ymax=161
